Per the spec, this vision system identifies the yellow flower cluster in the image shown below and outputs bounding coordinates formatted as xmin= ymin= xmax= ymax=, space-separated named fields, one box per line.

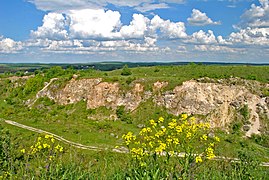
xmin=195 ymin=156 xmax=203 ymax=163
xmin=122 ymin=114 xmax=220 ymax=166
xmin=122 ymin=132 xmax=136 ymax=146
xmin=205 ymin=147 xmax=215 ymax=159
xmin=20 ymin=134 xmax=64 ymax=160
xmin=130 ymin=147 xmax=148 ymax=160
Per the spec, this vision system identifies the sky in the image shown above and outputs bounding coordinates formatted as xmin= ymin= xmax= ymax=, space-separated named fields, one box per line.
xmin=0 ymin=0 xmax=269 ymax=63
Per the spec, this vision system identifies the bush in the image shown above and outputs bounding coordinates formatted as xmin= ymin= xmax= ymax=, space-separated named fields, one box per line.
xmin=116 ymin=106 xmax=132 ymax=124
xmin=121 ymin=65 xmax=132 ymax=76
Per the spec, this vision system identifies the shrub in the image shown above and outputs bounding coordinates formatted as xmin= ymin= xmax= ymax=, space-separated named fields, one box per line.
xmin=121 ymin=65 xmax=132 ymax=76
xmin=116 ymin=106 xmax=133 ymax=124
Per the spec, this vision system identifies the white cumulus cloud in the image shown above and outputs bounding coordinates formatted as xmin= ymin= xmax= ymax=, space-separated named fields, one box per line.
xmin=0 ymin=36 xmax=23 ymax=53
xmin=120 ymin=14 xmax=149 ymax=39
xmin=150 ymin=15 xmax=187 ymax=38
xmin=238 ymin=0 xmax=269 ymax=28
xmin=229 ymin=27 xmax=269 ymax=46
xmin=31 ymin=13 xmax=68 ymax=40
xmin=187 ymin=9 xmax=221 ymax=26
xmin=229 ymin=0 xmax=269 ymax=46
xmin=68 ymin=9 xmax=121 ymax=39
xmin=187 ymin=30 xmax=218 ymax=44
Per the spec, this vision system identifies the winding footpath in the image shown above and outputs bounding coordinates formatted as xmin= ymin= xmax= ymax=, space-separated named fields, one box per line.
xmin=3 ymin=119 xmax=269 ymax=167
xmin=3 ymin=119 xmax=127 ymax=153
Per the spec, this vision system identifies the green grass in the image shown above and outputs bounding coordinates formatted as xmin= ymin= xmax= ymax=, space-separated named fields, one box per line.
xmin=1 ymin=64 xmax=269 ymax=179
xmin=0 ymin=99 xmax=139 ymax=148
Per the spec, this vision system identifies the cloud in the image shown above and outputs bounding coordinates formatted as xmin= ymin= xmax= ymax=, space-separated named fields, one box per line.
xmin=186 ymin=30 xmax=218 ymax=44
xmin=31 ymin=9 xmax=187 ymax=41
xmin=228 ymin=27 xmax=269 ymax=46
xmin=68 ymin=9 xmax=121 ymax=39
xmin=187 ymin=9 xmax=221 ymax=26
xmin=134 ymin=3 xmax=170 ymax=12
xmin=35 ymin=39 xmax=160 ymax=54
xmin=238 ymin=0 xmax=269 ymax=28
xmin=150 ymin=15 xmax=187 ymax=38
xmin=11 ymin=0 xmax=268 ymax=63
xmin=27 ymin=0 xmax=185 ymax=12
xmin=193 ymin=45 xmax=244 ymax=53
xmin=30 ymin=13 xmax=68 ymax=40
xmin=0 ymin=36 xmax=23 ymax=53
xmin=120 ymin=14 xmax=149 ymax=39
xmin=229 ymin=0 xmax=269 ymax=46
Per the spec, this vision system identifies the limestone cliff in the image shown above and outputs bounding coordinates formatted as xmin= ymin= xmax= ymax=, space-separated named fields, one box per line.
xmin=33 ymin=76 xmax=269 ymax=136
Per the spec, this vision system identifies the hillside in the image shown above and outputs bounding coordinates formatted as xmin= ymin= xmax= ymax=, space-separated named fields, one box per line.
xmin=0 ymin=64 xmax=269 ymax=179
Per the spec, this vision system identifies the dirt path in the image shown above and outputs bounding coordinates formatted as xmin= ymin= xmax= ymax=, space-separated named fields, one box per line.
xmin=3 ymin=119 xmax=269 ymax=167
xmin=4 ymin=119 xmax=127 ymax=153
xmin=28 ymin=78 xmax=58 ymax=107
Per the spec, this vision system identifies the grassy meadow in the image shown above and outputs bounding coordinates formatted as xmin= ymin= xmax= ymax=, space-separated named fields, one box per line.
xmin=0 ymin=63 xmax=269 ymax=179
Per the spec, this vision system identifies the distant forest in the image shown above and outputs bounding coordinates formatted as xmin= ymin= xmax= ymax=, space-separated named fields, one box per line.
xmin=1 ymin=61 xmax=269 ymax=74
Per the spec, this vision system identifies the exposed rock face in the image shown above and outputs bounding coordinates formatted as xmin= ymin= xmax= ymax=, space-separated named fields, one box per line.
xmin=87 ymin=82 xmax=120 ymax=109
xmin=34 ymin=77 xmax=269 ymax=136
xmin=153 ymin=81 xmax=168 ymax=92
xmin=36 ymin=78 xmax=150 ymax=111
xmin=154 ymin=81 xmax=256 ymax=123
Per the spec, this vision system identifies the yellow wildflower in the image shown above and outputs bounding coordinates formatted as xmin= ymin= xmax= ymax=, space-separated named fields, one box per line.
xmin=43 ymin=143 xmax=51 ymax=149
xmin=206 ymin=147 xmax=215 ymax=159
xmin=158 ymin=117 xmax=164 ymax=123
xmin=45 ymin=134 xmax=53 ymax=139
xmin=20 ymin=149 xmax=26 ymax=153
xmin=204 ymin=123 xmax=210 ymax=129
xmin=166 ymin=138 xmax=172 ymax=145
xmin=176 ymin=126 xmax=182 ymax=133
xmin=173 ymin=138 xmax=179 ymax=145
xmin=149 ymin=119 xmax=157 ymax=127
xmin=201 ymin=134 xmax=208 ymax=141
xmin=214 ymin=136 xmax=220 ymax=142
xmin=139 ymin=128 xmax=147 ymax=135
xmin=155 ymin=142 xmax=167 ymax=154
xmin=190 ymin=116 xmax=196 ymax=121
xmin=168 ymin=121 xmax=177 ymax=129
xmin=195 ymin=156 xmax=203 ymax=163
xmin=186 ymin=132 xmax=192 ymax=138
xmin=181 ymin=113 xmax=188 ymax=120
xmin=122 ymin=132 xmax=136 ymax=145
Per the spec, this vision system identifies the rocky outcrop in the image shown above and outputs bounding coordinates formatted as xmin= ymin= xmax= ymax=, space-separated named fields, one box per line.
xmin=35 ymin=78 xmax=151 ymax=111
xmin=33 ymin=77 xmax=269 ymax=136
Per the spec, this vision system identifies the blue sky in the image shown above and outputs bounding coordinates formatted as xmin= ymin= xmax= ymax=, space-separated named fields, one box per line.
xmin=0 ymin=0 xmax=268 ymax=63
